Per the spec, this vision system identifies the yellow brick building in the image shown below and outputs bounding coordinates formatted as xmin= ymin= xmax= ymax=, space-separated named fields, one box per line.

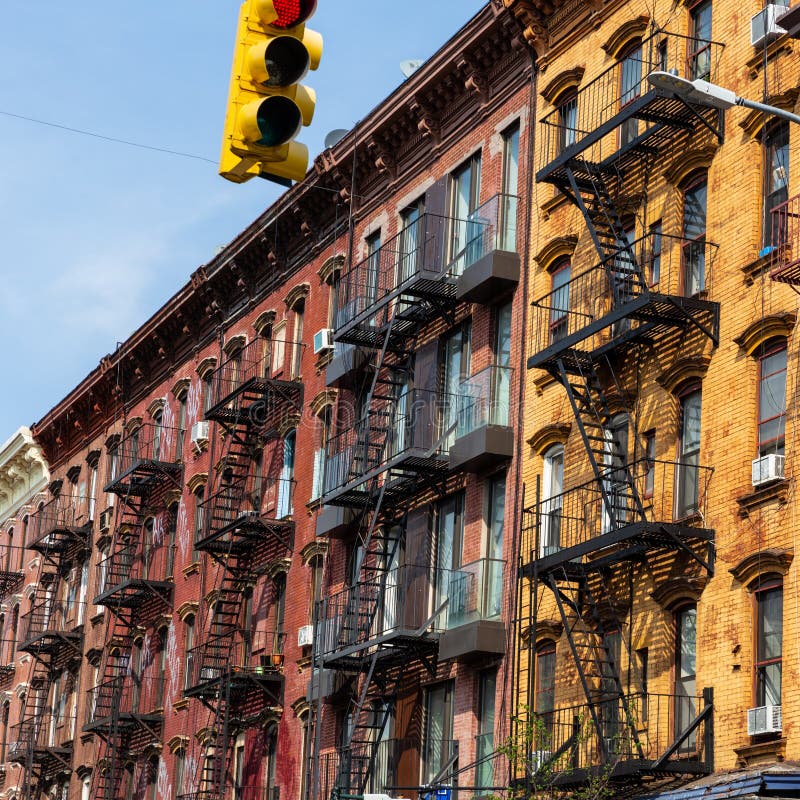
xmin=503 ymin=0 xmax=800 ymax=795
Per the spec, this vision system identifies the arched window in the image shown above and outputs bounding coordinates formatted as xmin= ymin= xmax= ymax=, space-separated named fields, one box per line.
xmin=619 ymin=40 xmax=643 ymax=146
xmin=176 ymin=388 xmax=188 ymax=461
xmin=277 ymin=431 xmax=296 ymax=519
xmin=549 ymin=259 xmax=571 ymax=344
xmin=757 ymin=341 xmax=787 ymax=457
xmin=754 ymin=578 xmax=783 ymax=709
xmin=674 ymin=604 xmax=697 ymax=749
xmin=152 ymin=409 xmax=163 ymax=461
xmin=311 ymin=406 xmax=332 ymax=500
xmin=183 ymin=614 xmax=196 ymax=691
xmin=166 ymin=503 xmax=179 ymax=577
xmin=676 ymin=386 xmax=702 ymax=518
xmin=541 ymin=445 xmax=564 ymax=556
xmin=155 ymin=626 xmax=168 ymax=708
xmin=193 ymin=483 xmax=206 ymax=560
xmin=681 ymin=172 xmax=708 ymax=297
xmin=557 ymin=91 xmax=578 ymax=154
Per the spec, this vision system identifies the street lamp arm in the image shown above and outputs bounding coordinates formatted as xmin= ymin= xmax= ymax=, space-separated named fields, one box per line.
xmin=733 ymin=96 xmax=800 ymax=127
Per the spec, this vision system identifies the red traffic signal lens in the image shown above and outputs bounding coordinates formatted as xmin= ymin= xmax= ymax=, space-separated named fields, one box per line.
xmin=271 ymin=0 xmax=317 ymax=27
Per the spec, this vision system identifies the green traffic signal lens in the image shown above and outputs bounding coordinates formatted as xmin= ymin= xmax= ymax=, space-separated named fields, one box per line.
xmin=255 ymin=96 xmax=302 ymax=147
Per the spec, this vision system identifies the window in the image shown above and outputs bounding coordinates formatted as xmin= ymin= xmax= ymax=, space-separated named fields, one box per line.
xmin=277 ymin=431 xmax=296 ymax=519
xmin=648 ymin=221 xmax=662 ymax=286
xmin=535 ymin=641 xmax=556 ymax=732
xmin=155 ymin=627 xmax=168 ymax=707
xmin=440 ymin=323 xmax=471 ymax=448
xmin=174 ymin=750 xmax=186 ymax=798
xmin=423 ymin=681 xmax=454 ymax=783
xmin=176 ymin=390 xmax=188 ymax=461
xmin=758 ymin=344 xmax=787 ymax=457
xmin=264 ymin=724 xmax=278 ymax=798
xmin=676 ymin=388 xmax=702 ymax=518
xmin=193 ymin=485 xmax=205 ymax=559
xmin=309 ymin=555 xmax=324 ymax=624
xmin=755 ymin=581 xmax=783 ymax=708
xmin=435 ymin=493 xmax=465 ymax=613
xmin=152 ymin=410 xmax=163 ymax=461
xmin=0 ymin=700 xmax=8 ymax=763
xmin=764 ymin=122 xmax=790 ymax=250
xmin=682 ymin=174 xmax=708 ymax=296
xmin=501 ymin=123 xmax=520 ymax=250
xmin=291 ymin=300 xmax=305 ymax=379
xmin=166 ymin=503 xmax=178 ymax=577
xmin=558 ymin=92 xmax=578 ymax=153
xmin=619 ymin=42 xmax=643 ymax=147
xmin=311 ymin=405 xmax=332 ymax=500
xmin=5 ymin=528 xmax=13 ymax=574
xmin=494 ymin=302 xmax=512 ymax=425
xmin=273 ymin=573 xmax=287 ymax=636
xmin=603 ymin=414 xmax=629 ymax=532
xmin=88 ymin=462 xmax=99 ymax=522
xmin=675 ymin=606 xmax=697 ymax=750
xmin=644 ymin=430 xmax=656 ymax=498
xmin=599 ymin=629 xmax=622 ymax=746
xmin=476 ymin=670 xmax=497 ymax=791
xmin=637 ymin=647 xmax=649 ymax=722
xmin=399 ymin=198 xmax=425 ymax=283
xmin=363 ymin=230 xmax=382 ymax=312
xmin=183 ymin=615 xmax=195 ymax=691
xmin=202 ymin=369 xmax=214 ymax=415
xmin=550 ymin=261 xmax=571 ymax=343
xmin=689 ymin=0 xmax=713 ymax=80
xmin=9 ymin=606 xmax=18 ymax=661
xmin=272 ymin=322 xmax=286 ymax=374
xmin=541 ymin=445 xmax=564 ymax=556
xmin=486 ymin=475 xmax=505 ymax=618
xmin=449 ymin=152 xmax=482 ymax=274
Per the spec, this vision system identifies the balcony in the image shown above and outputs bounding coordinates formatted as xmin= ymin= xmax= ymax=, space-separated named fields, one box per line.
xmin=439 ymin=558 xmax=506 ymax=661
xmin=537 ymin=31 xmax=724 ymax=185
xmin=770 ymin=192 xmax=800 ymax=285
xmin=9 ymin=710 xmax=77 ymax=768
xmin=104 ymin=422 xmax=183 ymax=496
xmin=184 ymin=629 xmax=285 ymax=701
xmin=94 ymin=541 xmax=173 ymax=608
xmin=205 ymin=337 xmax=305 ymax=427
xmin=19 ymin=596 xmax=85 ymax=657
xmin=195 ymin=477 xmax=296 ymax=555
xmin=520 ymin=458 xmax=714 ymax=576
xmin=520 ymin=691 xmax=712 ymax=788
xmin=449 ymin=365 xmax=514 ymax=473
xmin=314 ymin=564 xmax=444 ymax=670
xmin=0 ymin=547 xmax=24 ymax=599
xmin=28 ymin=495 xmax=92 ymax=556
xmin=321 ymin=389 xmax=450 ymax=508
xmin=315 ymin=737 xmax=458 ymax=800
xmin=528 ymin=233 xmax=720 ymax=372
xmin=84 ymin=675 xmax=165 ymax=735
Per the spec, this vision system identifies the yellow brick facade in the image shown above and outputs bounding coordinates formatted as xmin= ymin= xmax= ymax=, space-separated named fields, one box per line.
xmin=505 ymin=0 xmax=800 ymax=788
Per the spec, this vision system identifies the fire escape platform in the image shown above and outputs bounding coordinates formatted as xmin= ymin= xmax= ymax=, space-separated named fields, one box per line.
xmin=0 ymin=569 xmax=23 ymax=596
xmin=546 ymin=756 xmax=711 ymax=790
xmin=19 ymin=630 xmax=83 ymax=656
xmin=94 ymin=579 xmax=173 ymax=609
xmin=321 ymin=450 xmax=449 ymax=508
xmin=104 ymin=460 xmax=183 ymax=496
xmin=184 ymin=666 xmax=284 ymax=702
xmin=335 ymin=271 xmax=457 ymax=350
xmin=28 ymin=525 xmax=91 ymax=556
xmin=536 ymin=89 xmax=721 ymax=188
xmin=520 ymin=520 xmax=714 ymax=579
xmin=194 ymin=513 xmax=295 ymax=555
xmin=83 ymin=710 xmax=164 ymax=735
xmin=205 ymin=378 xmax=303 ymax=424
xmin=528 ymin=292 xmax=719 ymax=373
xmin=320 ymin=629 xmax=439 ymax=672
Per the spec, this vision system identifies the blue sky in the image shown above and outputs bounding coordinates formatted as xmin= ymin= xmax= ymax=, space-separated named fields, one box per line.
xmin=0 ymin=0 xmax=487 ymax=442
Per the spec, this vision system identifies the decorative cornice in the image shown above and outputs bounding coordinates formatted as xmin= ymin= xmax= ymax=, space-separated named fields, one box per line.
xmin=600 ymin=16 xmax=650 ymax=59
xmin=309 ymin=390 xmax=338 ymax=417
xmin=656 ymin=355 xmax=711 ymax=395
xmin=739 ymin=88 xmax=800 ymax=138
xmin=730 ymin=548 xmax=793 ymax=588
xmin=540 ymin=65 xmax=585 ymax=104
xmin=223 ymin=333 xmax=247 ymax=354
xmin=176 ymin=601 xmax=199 ymax=622
xmin=534 ymin=235 xmax=579 ymax=271
xmin=186 ymin=473 xmax=208 ymax=494
xmin=284 ymin=283 xmax=311 ymax=311
xmin=195 ymin=357 xmax=218 ymax=377
xmin=170 ymin=377 xmax=191 ymax=399
xmin=299 ymin=540 xmax=329 ymax=565
xmin=318 ymin=255 xmax=345 ymax=286
xmin=650 ymin=577 xmax=707 ymax=610
xmin=254 ymin=310 xmax=278 ymax=333
xmin=734 ymin=312 xmax=797 ymax=356
xmin=527 ymin=422 xmax=571 ymax=454
xmin=663 ymin=144 xmax=718 ymax=186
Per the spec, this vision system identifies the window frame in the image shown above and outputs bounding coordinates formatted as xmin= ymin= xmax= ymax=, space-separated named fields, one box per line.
xmin=754 ymin=579 xmax=783 ymax=709
xmin=757 ymin=341 xmax=787 ymax=457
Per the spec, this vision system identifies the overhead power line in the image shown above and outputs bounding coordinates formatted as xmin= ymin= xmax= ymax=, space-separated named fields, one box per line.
xmin=0 ymin=109 xmax=216 ymax=163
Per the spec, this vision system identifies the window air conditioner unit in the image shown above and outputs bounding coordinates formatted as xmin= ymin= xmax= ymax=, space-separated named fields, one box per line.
xmin=747 ymin=704 xmax=782 ymax=735
xmin=751 ymin=5 xmax=788 ymax=47
xmin=99 ymin=509 xmax=113 ymax=533
xmin=530 ymin=751 xmax=552 ymax=773
xmin=752 ymin=453 xmax=785 ymax=487
xmin=313 ymin=328 xmax=334 ymax=354
xmin=191 ymin=420 xmax=210 ymax=446
xmin=297 ymin=624 xmax=314 ymax=647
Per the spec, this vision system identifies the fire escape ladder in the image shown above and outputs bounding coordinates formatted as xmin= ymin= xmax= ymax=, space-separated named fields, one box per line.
xmin=556 ymin=354 xmax=646 ymax=527
xmin=202 ymin=671 xmax=235 ymax=800
xmin=546 ymin=569 xmax=643 ymax=764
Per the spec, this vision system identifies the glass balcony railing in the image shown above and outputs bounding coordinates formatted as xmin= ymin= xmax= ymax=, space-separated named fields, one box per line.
xmin=446 ymin=558 xmax=505 ymax=630
xmin=456 ymin=365 xmax=513 ymax=438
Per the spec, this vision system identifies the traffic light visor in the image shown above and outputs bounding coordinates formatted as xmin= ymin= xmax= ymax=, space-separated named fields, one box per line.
xmin=255 ymin=0 xmax=318 ymax=28
xmin=240 ymin=95 xmax=303 ymax=147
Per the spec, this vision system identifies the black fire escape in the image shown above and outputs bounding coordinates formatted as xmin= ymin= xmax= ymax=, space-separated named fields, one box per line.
xmin=181 ymin=338 xmax=301 ymax=800
xmin=84 ymin=423 xmax=182 ymax=800
xmin=12 ymin=495 xmax=91 ymax=800
xmin=310 ymin=193 xmax=519 ymax=800
xmin=517 ymin=30 xmax=722 ymax=791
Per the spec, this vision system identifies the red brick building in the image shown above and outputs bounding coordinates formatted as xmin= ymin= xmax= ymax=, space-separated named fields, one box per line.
xmin=4 ymin=5 xmax=534 ymax=800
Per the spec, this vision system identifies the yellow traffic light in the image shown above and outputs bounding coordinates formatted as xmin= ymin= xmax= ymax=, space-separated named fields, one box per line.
xmin=220 ymin=0 xmax=323 ymax=186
